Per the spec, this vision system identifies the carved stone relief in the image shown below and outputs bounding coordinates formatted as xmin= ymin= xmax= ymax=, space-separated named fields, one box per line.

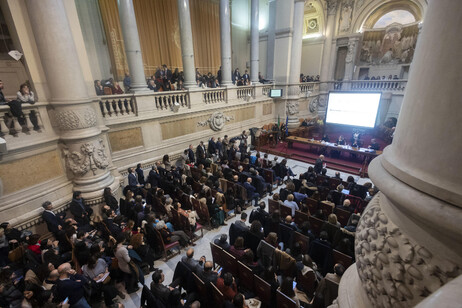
xmin=309 ymin=97 xmax=319 ymax=113
xmin=339 ymin=0 xmax=354 ymax=33
xmin=355 ymin=193 xmax=461 ymax=307
xmin=197 ymin=112 xmax=234 ymax=131
xmin=55 ymin=107 xmax=97 ymax=131
xmin=63 ymin=139 xmax=109 ymax=176
xmin=286 ymin=101 xmax=299 ymax=115
xmin=346 ymin=40 xmax=357 ymax=63
xmin=326 ymin=0 xmax=339 ymax=16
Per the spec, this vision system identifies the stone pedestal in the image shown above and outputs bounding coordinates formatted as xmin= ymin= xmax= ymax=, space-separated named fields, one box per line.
xmin=338 ymin=0 xmax=462 ymax=307
xmin=177 ymin=0 xmax=197 ymax=89
xmin=26 ymin=0 xmax=117 ymax=199
xmin=250 ymin=0 xmax=259 ymax=84
xmin=219 ymin=0 xmax=232 ymax=86
xmin=117 ymin=0 xmax=149 ymax=92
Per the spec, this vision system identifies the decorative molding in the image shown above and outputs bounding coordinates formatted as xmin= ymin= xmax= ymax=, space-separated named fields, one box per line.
xmin=55 ymin=107 xmax=97 ymax=130
xmin=346 ymin=39 xmax=357 ymax=63
xmin=63 ymin=139 xmax=109 ymax=176
xmin=197 ymin=111 xmax=234 ymax=131
xmin=275 ymin=28 xmax=293 ymax=38
xmin=355 ymin=193 xmax=462 ymax=307
xmin=326 ymin=0 xmax=339 ymax=15
xmin=309 ymin=96 xmax=319 ymax=113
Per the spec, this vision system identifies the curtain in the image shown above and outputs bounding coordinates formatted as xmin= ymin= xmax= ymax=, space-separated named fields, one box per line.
xmin=97 ymin=0 xmax=221 ymax=79
xmin=98 ymin=0 xmax=129 ymax=79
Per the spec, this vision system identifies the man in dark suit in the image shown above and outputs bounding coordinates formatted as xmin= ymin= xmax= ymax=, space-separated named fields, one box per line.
xmin=54 ymin=263 xmax=90 ymax=307
xmin=69 ymin=191 xmax=93 ymax=231
xmin=197 ymin=261 xmax=218 ymax=285
xmin=314 ymin=155 xmax=325 ymax=174
xmin=252 ymin=169 xmax=273 ymax=195
xmin=181 ymin=248 xmax=204 ymax=273
xmin=368 ymin=138 xmax=380 ymax=151
xmin=234 ymin=212 xmax=250 ymax=231
xmin=249 ymin=202 xmax=269 ymax=225
xmin=150 ymin=270 xmax=172 ymax=305
xmin=128 ymin=167 xmax=142 ymax=194
xmin=187 ymin=144 xmax=195 ymax=163
xmin=208 ymin=137 xmax=217 ymax=157
xmin=103 ymin=208 xmax=122 ymax=238
xmin=196 ymin=141 xmax=206 ymax=165
xmin=244 ymin=177 xmax=259 ymax=206
xmin=147 ymin=166 xmax=161 ymax=188
xmin=41 ymin=201 xmax=65 ymax=236
xmin=242 ymin=70 xmax=250 ymax=84
xmin=135 ymin=163 xmax=145 ymax=185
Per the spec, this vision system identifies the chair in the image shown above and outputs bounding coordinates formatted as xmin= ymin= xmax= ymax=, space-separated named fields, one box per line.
xmin=294 ymin=210 xmax=309 ymax=226
xmin=268 ymin=198 xmax=280 ymax=214
xmin=308 ymin=216 xmax=324 ymax=237
xmin=210 ymin=282 xmax=224 ymax=306
xmin=296 ymin=270 xmax=316 ymax=299
xmin=328 ymin=177 xmax=342 ymax=190
xmin=154 ymin=229 xmax=180 ymax=261
xmin=334 ymin=207 xmax=351 ymax=227
xmin=237 ymin=261 xmax=255 ymax=292
xmin=254 ymin=274 xmax=272 ymax=308
xmin=170 ymin=208 xmax=183 ymax=231
xmin=220 ymin=249 xmax=238 ymax=277
xmin=345 ymin=194 xmax=364 ymax=213
xmin=276 ymin=290 xmax=298 ymax=308
xmin=293 ymin=232 xmax=310 ymax=254
xmin=320 ymin=201 xmax=334 ymax=216
xmin=309 ymin=240 xmax=333 ymax=276
xmin=330 ymin=190 xmax=345 ymax=206
xmin=305 ymin=198 xmax=318 ymax=213
xmin=179 ymin=212 xmax=203 ymax=240
xmin=210 ymin=242 xmax=223 ymax=269
xmin=279 ymin=223 xmax=295 ymax=250
xmin=280 ymin=204 xmax=292 ymax=218
xmin=192 ymin=273 xmax=209 ymax=304
xmin=324 ymin=278 xmax=340 ymax=307
xmin=263 ymin=169 xmax=274 ymax=187
xmin=192 ymin=198 xmax=211 ymax=229
xmin=103 ymin=87 xmax=112 ymax=95
xmin=333 ymin=249 xmax=353 ymax=268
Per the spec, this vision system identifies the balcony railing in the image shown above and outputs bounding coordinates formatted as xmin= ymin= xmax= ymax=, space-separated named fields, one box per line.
xmin=202 ymin=88 xmax=226 ymax=104
xmin=0 ymin=104 xmax=44 ymax=137
xmin=153 ymin=91 xmax=189 ymax=111
xmin=237 ymin=86 xmax=255 ymax=100
xmin=332 ymin=79 xmax=407 ymax=92
xmin=99 ymin=94 xmax=137 ymax=117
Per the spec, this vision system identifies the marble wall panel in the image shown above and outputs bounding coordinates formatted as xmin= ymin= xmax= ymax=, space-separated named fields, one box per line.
xmin=108 ymin=127 xmax=144 ymax=152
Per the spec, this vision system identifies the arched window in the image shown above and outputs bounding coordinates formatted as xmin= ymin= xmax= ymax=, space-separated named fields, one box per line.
xmin=373 ymin=10 xmax=416 ymax=28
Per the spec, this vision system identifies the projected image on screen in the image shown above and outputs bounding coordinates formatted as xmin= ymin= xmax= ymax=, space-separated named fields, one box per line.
xmin=325 ymin=92 xmax=381 ymax=128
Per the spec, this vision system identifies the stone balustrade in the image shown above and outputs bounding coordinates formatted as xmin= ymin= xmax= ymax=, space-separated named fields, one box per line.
xmin=99 ymin=94 xmax=137 ymax=117
xmin=202 ymin=88 xmax=226 ymax=104
xmin=0 ymin=103 xmax=44 ymax=137
xmin=153 ymin=91 xmax=190 ymax=111
xmin=261 ymin=85 xmax=273 ymax=96
xmin=237 ymin=86 xmax=256 ymax=100
xmin=332 ymin=79 xmax=407 ymax=92
xmin=300 ymin=82 xmax=318 ymax=94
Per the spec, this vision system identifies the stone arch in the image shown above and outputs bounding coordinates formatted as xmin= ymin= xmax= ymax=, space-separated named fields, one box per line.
xmin=352 ymin=0 xmax=426 ymax=32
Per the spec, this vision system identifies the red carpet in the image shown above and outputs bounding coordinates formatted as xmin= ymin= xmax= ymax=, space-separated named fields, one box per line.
xmin=259 ymin=142 xmax=370 ymax=176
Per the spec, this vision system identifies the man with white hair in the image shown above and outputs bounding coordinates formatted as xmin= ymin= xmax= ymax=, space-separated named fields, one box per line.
xmin=54 ymin=263 xmax=90 ymax=307
xmin=336 ymin=199 xmax=353 ymax=213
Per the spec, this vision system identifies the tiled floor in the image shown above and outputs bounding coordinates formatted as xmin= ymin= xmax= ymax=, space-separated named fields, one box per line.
xmin=118 ymin=151 xmax=372 ymax=307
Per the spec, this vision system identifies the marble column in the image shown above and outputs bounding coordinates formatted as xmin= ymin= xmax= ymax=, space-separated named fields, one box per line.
xmin=25 ymin=0 xmax=116 ymax=199
xmin=319 ymin=0 xmax=337 ymax=89
xmin=266 ymin=0 xmax=277 ymax=81
xmin=117 ymin=0 xmax=148 ymax=92
xmin=286 ymin=0 xmax=305 ymax=129
xmin=219 ymin=0 xmax=232 ymax=86
xmin=250 ymin=0 xmax=259 ymax=84
xmin=343 ymin=36 xmax=359 ymax=81
xmin=337 ymin=1 xmax=462 ymax=307
xmin=177 ymin=0 xmax=197 ymax=89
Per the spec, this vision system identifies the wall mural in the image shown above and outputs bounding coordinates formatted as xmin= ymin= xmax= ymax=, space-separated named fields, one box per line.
xmin=359 ymin=23 xmax=419 ymax=65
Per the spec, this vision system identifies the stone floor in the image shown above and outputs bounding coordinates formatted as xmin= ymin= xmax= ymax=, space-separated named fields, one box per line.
xmin=118 ymin=151 xmax=371 ymax=307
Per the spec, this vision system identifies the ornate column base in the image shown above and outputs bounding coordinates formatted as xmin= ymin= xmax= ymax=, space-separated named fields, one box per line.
xmin=337 ymin=156 xmax=462 ymax=308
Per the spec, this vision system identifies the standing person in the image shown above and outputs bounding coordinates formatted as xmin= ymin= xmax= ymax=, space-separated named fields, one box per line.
xmin=127 ymin=167 xmax=142 ymax=194
xmin=41 ymin=201 xmax=65 ymax=236
xmin=187 ymin=144 xmax=195 ymax=164
xmin=135 ymin=163 xmax=145 ymax=185
xmin=69 ymin=191 xmax=93 ymax=231
xmin=216 ymin=137 xmax=224 ymax=158
xmin=196 ymin=141 xmax=207 ymax=166
xmin=217 ymin=66 xmax=222 ymax=85
xmin=314 ymin=155 xmax=325 ymax=174
xmin=123 ymin=73 xmax=131 ymax=92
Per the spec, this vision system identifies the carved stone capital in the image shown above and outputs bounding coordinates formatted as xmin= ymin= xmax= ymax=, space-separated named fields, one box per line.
xmin=55 ymin=106 xmax=97 ymax=131
xmin=309 ymin=96 xmax=319 ymax=113
xmin=346 ymin=39 xmax=357 ymax=63
xmin=286 ymin=100 xmax=299 ymax=116
xmin=355 ymin=193 xmax=461 ymax=307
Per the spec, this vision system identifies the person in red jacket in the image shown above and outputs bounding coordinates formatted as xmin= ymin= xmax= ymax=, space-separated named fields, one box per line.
xmin=216 ymin=272 xmax=237 ymax=302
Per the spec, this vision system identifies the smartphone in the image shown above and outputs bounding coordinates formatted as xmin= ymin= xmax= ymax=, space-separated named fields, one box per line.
xmin=292 ymin=281 xmax=297 ymax=289
xmin=63 ymin=297 xmax=69 ymax=305
xmin=218 ymin=267 xmax=223 ymax=274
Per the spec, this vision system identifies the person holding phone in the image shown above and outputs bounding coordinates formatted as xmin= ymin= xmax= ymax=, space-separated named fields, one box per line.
xmin=54 ymin=263 xmax=91 ymax=308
